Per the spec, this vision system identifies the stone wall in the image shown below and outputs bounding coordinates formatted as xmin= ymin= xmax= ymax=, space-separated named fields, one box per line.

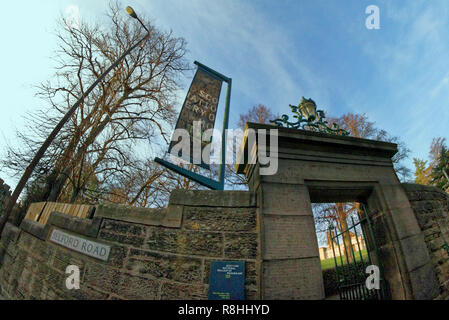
xmin=402 ymin=183 xmax=449 ymax=300
xmin=2 ymin=178 xmax=447 ymax=300
xmin=0 ymin=190 xmax=259 ymax=300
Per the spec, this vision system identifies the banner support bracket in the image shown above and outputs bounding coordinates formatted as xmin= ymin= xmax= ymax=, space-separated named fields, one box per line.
xmin=154 ymin=157 xmax=222 ymax=190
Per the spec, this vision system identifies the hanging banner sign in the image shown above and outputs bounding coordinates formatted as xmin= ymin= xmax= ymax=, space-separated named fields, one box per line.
xmin=168 ymin=65 xmax=223 ymax=169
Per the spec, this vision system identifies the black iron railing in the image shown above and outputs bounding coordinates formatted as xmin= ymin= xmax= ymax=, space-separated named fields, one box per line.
xmin=328 ymin=204 xmax=389 ymax=300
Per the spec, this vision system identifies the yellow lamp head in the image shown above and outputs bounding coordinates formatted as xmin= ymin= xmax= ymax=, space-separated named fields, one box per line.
xmin=299 ymin=97 xmax=318 ymax=121
xmin=126 ymin=6 xmax=138 ymax=19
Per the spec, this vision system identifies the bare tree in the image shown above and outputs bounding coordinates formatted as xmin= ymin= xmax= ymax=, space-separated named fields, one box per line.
xmin=429 ymin=137 xmax=447 ymax=168
xmin=226 ymin=104 xmax=279 ymax=189
xmin=314 ymin=202 xmax=362 ymax=262
xmin=101 ymin=161 xmax=204 ymax=208
xmin=238 ymin=104 xmax=279 ymax=130
xmin=2 ymin=1 xmax=189 ymax=206
xmin=329 ymin=113 xmax=411 ymax=181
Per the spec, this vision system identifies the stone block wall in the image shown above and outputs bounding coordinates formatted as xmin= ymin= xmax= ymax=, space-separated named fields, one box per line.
xmin=402 ymin=183 xmax=449 ymax=300
xmin=3 ymin=180 xmax=447 ymax=300
xmin=0 ymin=190 xmax=259 ymax=300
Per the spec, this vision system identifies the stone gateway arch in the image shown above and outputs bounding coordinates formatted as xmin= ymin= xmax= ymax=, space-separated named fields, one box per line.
xmin=236 ymin=123 xmax=445 ymax=300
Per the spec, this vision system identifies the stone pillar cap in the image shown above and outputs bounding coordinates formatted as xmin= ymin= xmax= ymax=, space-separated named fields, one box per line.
xmin=235 ymin=122 xmax=398 ymax=174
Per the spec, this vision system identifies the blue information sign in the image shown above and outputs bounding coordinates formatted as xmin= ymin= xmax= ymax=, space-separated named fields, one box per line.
xmin=208 ymin=261 xmax=245 ymax=300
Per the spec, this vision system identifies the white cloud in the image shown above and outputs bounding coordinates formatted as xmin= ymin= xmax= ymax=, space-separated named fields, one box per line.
xmin=137 ymin=0 xmax=449 ymax=172
xmin=138 ymin=0 xmax=328 ymax=123
xmin=430 ymin=74 xmax=449 ymax=98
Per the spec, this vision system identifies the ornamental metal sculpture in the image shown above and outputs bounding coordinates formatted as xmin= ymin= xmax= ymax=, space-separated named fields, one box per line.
xmin=270 ymin=97 xmax=350 ymax=136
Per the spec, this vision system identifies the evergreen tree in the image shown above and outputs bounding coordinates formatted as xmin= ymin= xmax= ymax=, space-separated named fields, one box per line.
xmin=413 ymin=158 xmax=431 ymax=185
xmin=431 ymin=146 xmax=449 ymax=192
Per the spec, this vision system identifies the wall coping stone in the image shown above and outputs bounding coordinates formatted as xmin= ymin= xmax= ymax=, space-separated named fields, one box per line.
xmin=0 ymin=222 xmax=20 ymax=265
xmin=402 ymin=183 xmax=448 ymax=196
xmin=236 ymin=122 xmax=399 ymax=174
xmin=0 ymin=222 xmax=20 ymax=243
xmin=20 ymin=211 xmax=102 ymax=240
xmin=94 ymin=203 xmax=182 ymax=228
xmin=20 ymin=219 xmax=50 ymax=240
xmin=48 ymin=211 xmax=102 ymax=237
xmin=169 ymin=190 xmax=256 ymax=208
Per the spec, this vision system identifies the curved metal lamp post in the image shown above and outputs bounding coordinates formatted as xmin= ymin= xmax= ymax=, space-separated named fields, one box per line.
xmin=0 ymin=6 xmax=150 ymax=235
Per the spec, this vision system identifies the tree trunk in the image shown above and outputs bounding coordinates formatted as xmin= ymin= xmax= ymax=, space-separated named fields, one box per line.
xmin=70 ymin=187 xmax=81 ymax=203
xmin=337 ymin=203 xmax=354 ymax=263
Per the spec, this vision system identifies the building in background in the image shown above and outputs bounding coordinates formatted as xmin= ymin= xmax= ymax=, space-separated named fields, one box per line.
xmin=319 ymin=230 xmax=366 ymax=261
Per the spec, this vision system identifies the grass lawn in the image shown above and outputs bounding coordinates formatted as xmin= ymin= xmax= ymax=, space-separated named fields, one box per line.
xmin=320 ymin=249 xmax=369 ymax=270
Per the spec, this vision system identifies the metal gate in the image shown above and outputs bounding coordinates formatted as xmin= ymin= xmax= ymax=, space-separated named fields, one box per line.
xmin=328 ymin=204 xmax=390 ymax=300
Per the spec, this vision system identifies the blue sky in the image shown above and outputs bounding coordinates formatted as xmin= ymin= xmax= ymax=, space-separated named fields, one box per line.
xmin=1 ymin=0 xmax=449 ymax=188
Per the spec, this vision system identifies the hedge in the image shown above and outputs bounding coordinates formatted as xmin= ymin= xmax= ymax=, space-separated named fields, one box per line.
xmin=322 ymin=263 xmax=368 ymax=297
xmin=322 ymin=267 xmax=339 ymax=297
